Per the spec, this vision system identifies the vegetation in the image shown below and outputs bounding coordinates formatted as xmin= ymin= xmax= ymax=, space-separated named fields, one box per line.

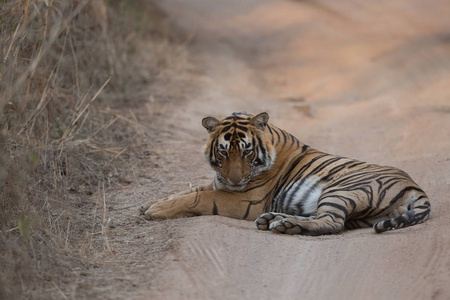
xmin=0 ymin=0 xmax=187 ymax=297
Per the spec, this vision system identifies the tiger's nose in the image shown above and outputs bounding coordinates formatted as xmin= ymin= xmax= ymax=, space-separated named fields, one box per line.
xmin=229 ymin=178 xmax=241 ymax=184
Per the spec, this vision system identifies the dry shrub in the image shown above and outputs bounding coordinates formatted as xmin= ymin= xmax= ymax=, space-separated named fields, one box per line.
xmin=0 ymin=0 xmax=188 ymax=298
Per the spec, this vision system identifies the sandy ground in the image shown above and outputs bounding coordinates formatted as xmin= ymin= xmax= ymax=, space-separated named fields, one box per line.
xmin=87 ymin=1 xmax=450 ymax=299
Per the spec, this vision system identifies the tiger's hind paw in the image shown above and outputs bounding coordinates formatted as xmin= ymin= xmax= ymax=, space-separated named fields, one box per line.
xmin=269 ymin=218 xmax=302 ymax=235
xmin=255 ymin=212 xmax=290 ymax=230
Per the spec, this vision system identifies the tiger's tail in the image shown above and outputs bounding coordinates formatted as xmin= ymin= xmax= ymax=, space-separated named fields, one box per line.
xmin=373 ymin=196 xmax=431 ymax=233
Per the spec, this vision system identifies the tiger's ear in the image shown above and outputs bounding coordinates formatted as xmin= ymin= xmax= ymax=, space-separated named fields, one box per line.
xmin=202 ymin=116 xmax=220 ymax=133
xmin=250 ymin=112 xmax=269 ymax=130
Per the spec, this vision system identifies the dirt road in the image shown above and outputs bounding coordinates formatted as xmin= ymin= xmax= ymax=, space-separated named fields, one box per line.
xmin=95 ymin=1 xmax=450 ymax=299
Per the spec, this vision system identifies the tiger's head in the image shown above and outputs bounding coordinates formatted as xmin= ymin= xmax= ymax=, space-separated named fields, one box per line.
xmin=202 ymin=112 xmax=276 ymax=191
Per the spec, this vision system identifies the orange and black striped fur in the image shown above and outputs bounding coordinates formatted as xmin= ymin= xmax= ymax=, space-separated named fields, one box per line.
xmin=140 ymin=112 xmax=431 ymax=235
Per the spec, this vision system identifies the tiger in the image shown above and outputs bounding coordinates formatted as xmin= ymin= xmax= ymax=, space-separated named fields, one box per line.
xmin=140 ymin=112 xmax=431 ymax=235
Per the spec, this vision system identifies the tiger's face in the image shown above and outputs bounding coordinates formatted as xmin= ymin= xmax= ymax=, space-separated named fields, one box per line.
xmin=202 ymin=112 xmax=276 ymax=191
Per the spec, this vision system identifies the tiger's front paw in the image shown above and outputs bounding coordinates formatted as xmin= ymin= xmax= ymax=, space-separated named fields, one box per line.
xmin=139 ymin=204 xmax=151 ymax=215
xmin=269 ymin=218 xmax=302 ymax=235
xmin=255 ymin=212 xmax=288 ymax=230
xmin=142 ymin=199 xmax=188 ymax=220
xmin=142 ymin=201 xmax=168 ymax=220
xmin=139 ymin=197 xmax=170 ymax=216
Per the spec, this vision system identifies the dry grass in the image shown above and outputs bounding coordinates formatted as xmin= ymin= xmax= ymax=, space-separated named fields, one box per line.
xmin=0 ymin=0 xmax=189 ymax=298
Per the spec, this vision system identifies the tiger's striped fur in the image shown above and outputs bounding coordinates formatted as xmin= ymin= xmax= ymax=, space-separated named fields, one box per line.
xmin=140 ymin=112 xmax=431 ymax=235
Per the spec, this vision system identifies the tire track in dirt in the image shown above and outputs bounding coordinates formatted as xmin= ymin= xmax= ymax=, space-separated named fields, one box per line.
xmin=414 ymin=231 xmax=450 ymax=299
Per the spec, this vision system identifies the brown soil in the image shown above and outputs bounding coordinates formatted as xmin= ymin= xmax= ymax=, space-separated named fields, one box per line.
xmin=76 ymin=0 xmax=450 ymax=299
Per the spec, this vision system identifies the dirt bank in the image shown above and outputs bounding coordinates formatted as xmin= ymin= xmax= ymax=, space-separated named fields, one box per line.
xmin=80 ymin=0 xmax=450 ymax=299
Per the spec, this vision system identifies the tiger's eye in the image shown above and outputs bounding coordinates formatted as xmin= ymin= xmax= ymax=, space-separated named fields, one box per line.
xmin=243 ymin=150 xmax=253 ymax=156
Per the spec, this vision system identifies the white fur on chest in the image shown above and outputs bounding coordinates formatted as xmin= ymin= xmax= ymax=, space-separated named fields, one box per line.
xmin=284 ymin=175 xmax=322 ymax=215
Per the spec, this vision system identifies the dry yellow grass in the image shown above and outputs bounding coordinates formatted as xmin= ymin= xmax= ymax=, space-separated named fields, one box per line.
xmin=0 ymin=0 xmax=189 ymax=298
